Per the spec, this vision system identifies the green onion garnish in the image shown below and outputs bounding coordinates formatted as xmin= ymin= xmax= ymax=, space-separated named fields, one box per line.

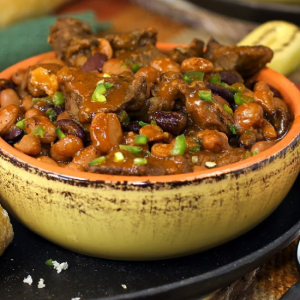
xmin=245 ymin=151 xmax=251 ymax=158
xmin=134 ymin=135 xmax=148 ymax=145
xmin=171 ymin=134 xmax=186 ymax=155
xmin=189 ymin=145 xmax=201 ymax=152
xmin=183 ymin=71 xmax=204 ymax=83
xmin=46 ymin=108 xmax=58 ymax=122
xmin=119 ymin=145 xmax=143 ymax=155
xmin=150 ymin=120 xmax=157 ymax=125
xmin=223 ymin=104 xmax=233 ymax=115
xmin=198 ymin=90 xmax=212 ymax=102
xmin=220 ymin=82 xmax=237 ymax=93
xmin=114 ymin=152 xmax=125 ymax=162
xmin=209 ymin=73 xmax=221 ymax=84
xmin=16 ymin=119 xmax=26 ymax=130
xmin=131 ymin=63 xmax=140 ymax=73
xmin=89 ymin=156 xmax=106 ymax=166
xmin=92 ymin=82 xmax=113 ymax=102
xmin=192 ymin=156 xmax=198 ymax=163
xmin=32 ymin=96 xmax=53 ymax=105
xmin=230 ymin=124 xmax=238 ymax=135
xmin=252 ymin=150 xmax=259 ymax=156
xmin=205 ymin=161 xmax=216 ymax=168
xmin=53 ymin=92 xmax=65 ymax=106
xmin=32 ymin=125 xmax=46 ymax=138
xmin=133 ymin=158 xmax=147 ymax=165
xmin=45 ymin=259 xmax=53 ymax=266
xmin=55 ymin=127 xmax=66 ymax=140
xmin=234 ymin=93 xmax=254 ymax=106
xmin=138 ymin=121 xmax=148 ymax=127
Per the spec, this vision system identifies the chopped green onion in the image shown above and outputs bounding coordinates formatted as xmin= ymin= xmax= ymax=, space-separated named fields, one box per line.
xmin=192 ymin=156 xmax=198 ymax=163
xmin=32 ymin=125 xmax=46 ymax=138
xmin=234 ymin=93 xmax=254 ymax=106
xmin=209 ymin=73 xmax=221 ymax=84
xmin=118 ymin=111 xmax=130 ymax=125
xmin=16 ymin=119 xmax=26 ymax=130
xmin=134 ymin=135 xmax=148 ymax=145
xmin=183 ymin=71 xmax=204 ymax=83
xmin=150 ymin=120 xmax=157 ymax=125
xmin=32 ymin=96 xmax=53 ymax=105
xmin=92 ymin=82 xmax=113 ymax=102
xmin=252 ymin=150 xmax=259 ymax=156
xmin=189 ymin=145 xmax=201 ymax=152
xmin=220 ymin=82 xmax=237 ymax=93
xmin=133 ymin=158 xmax=147 ymax=165
xmin=230 ymin=124 xmax=238 ymax=135
xmin=103 ymin=73 xmax=111 ymax=78
xmin=104 ymin=82 xmax=114 ymax=89
xmin=198 ymin=90 xmax=212 ymax=102
xmin=114 ymin=152 xmax=125 ymax=162
xmin=223 ymin=104 xmax=233 ymax=115
xmin=32 ymin=98 xmax=42 ymax=104
xmin=205 ymin=161 xmax=216 ymax=168
xmin=245 ymin=151 xmax=251 ymax=158
xmin=46 ymin=108 xmax=58 ymax=122
xmin=45 ymin=259 xmax=53 ymax=266
xmin=131 ymin=63 xmax=140 ymax=73
xmin=55 ymin=127 xmax=66 ymax=140
xmin=89 ymin=156 xmax=106 ymax=166
xmin=53 ymin=91 xmax=65 ymax=106
xmin=119 ymin=145 xmax=143 ymax=155
xmin=138 ymin=121 xmax=148 ymax=127
xmin=171 ymin=134 xmax=186 ymax=155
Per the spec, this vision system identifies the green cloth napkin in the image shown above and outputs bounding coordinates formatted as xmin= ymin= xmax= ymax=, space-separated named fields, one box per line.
xmin=0 ymin=11 xmax=111 ymax=71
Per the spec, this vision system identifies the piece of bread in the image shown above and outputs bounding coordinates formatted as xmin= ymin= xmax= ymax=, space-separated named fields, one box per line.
xmin=0 ymin=204 xmax=14 ymax=256
xmin=0 ymin=0 xmax=72 ymax=29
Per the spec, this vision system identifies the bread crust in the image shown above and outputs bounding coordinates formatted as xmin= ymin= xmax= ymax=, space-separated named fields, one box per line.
xmin=0 ymin=205 xmax=14 ymax=256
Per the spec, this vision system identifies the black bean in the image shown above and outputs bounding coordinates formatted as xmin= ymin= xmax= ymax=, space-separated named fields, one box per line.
xmin=206 ymin=83 xmax=235 ymax=105
xmin=53 ymin=106 xmax=64 ymax=115
xmin=81 ymin=53 xmax=107 ymax=72
xmin=122 ymin=121 xmax=141 ymax=134
xmin=219 ymin=70 xmax=243 ymax=85
xmin=269 ymin=85 xmax=282 ymax=99
xmin=57 ymin=119 xmax=87 ymax=143
xmin=3 ymin=127 xmax=24 ymax=144
xmin=149 ymin=111 xmax=187 ymax=136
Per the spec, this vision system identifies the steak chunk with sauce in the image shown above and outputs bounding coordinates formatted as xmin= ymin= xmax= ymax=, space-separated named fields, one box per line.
xmin=57 ymin=67 xmax=147 ymax=123
xmin=204 ymin=38 xmax=273 ymax=78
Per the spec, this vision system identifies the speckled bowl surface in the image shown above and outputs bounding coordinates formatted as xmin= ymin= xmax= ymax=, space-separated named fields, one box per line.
xmin=0 ymin=44 xmax=300 ymax=260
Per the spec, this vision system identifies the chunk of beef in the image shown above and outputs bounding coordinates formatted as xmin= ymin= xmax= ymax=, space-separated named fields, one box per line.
xmin=167 ymin=38 xmax=205 ymax=64
xmin=204 ymin=38 xmax=273 ymax=78
xmin=104 ymin=27 xmax=157 ymax=51
xmin=57 ymin=67 xmax=147 ymax=123
xmin=48 ymin=18 xmax=99 ymax=66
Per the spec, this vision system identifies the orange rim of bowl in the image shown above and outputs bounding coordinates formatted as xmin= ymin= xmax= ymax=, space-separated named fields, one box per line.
xmin=1 ymin=43 xmax=300 ymax=185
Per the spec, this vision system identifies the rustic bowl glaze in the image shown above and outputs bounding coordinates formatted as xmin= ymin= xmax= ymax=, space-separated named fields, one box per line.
xmin=0 ymin=45 xmax=300 ymax=260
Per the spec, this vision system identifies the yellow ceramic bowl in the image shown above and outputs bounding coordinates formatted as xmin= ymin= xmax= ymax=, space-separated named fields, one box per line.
xmin=1 ymin=45 xmax=300 ymax=260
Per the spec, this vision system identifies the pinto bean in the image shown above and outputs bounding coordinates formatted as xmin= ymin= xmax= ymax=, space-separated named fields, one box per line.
xmin=251 ymin=141 xmax=276 ymax=154
xmin=57 ymin=111 xmax=72 ymax=121
xmin=14 ymin=133 xmax=41 ymax=156
xmin=0 ymin=89 xmax=20 ymax=107
xmin=253 ymin=89 xmax=275 ymax=115
xmin=37 ymin=156 xmax=58 ymax=166
xmin=81 ymin=53 xmax=107 ymax=72
xmin=21 ymin=95 xmax=33 ymax=111
xmin=181 ymin=57 xmax=213 ymax=73
xmin=102 ymin=58 xmax=132 ymax=75
xmin=65 ymin=162 xmax=85 ymax=172
xmin=50 ymin=135 xmax=84 ymax=162
xmin=25 ymin=115 xmax=57 ymax=143
xmin=151 ymin=143 xmax=173 ymax=157
xmin=139 ymin=124 xmax=164 ymax=142
xmin=57 ymin=119 xmax=86 ymax=143
xmin=72 ymin=145 xmax=101 ymax=170
xmin=3 ymin=127 xmax=24 ymax=144
xmin=149 ymin=57 xmax=181 ymax=74
xmin=0 ymin=104 xmax=19 ymax=135
xmin=233 ymin=103 xmax=264 ymax=134
xmin=135 ymin=67 xmax=159 ymax=83
xmin=262 ymin=120 xmax=277 ymax=139
xmin=149 ymin=111 xmax=187 ymax=136
xmin=25 ymin=108 xmax=45 ymax=119
xmin=90 ymin=112 xmax=123 ymax=153
xmin=11 ymin=68 xmax=26 ymax=85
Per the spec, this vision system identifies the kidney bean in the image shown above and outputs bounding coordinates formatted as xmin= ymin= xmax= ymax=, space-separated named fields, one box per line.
xmin=0 ymin=104 xmax=19 ymax=135
xmin=81 ymin=53 xmax=107 ymax=72
xmin=57 ymin=119 xmax=87 ymax=143
xmin=181 ymin=57 xmax=213 ymax=73
xmin=205 ymin=83 xmax=234 ymax=105
xmin=3 ymin=127 xmax=24 ymax=144
xmin=50 ymin=135 xmax=84 ymax=162
xmin=14 ymin=133 xmax=41 ymax=156
xmin=149 ymin=111 xmax=187 ymax=136
xmin=90 ymin=112 xmax=123 ymax=153
xmin=0 ymin=89 xmax=20 ymax=107
xmin=219 ymin=70 xmax=244 ymax=85
xmin=122 ymin=121 xmax=141 ymax=133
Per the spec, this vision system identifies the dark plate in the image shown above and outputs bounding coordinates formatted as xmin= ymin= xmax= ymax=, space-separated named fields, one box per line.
xmin=1 ymin=174 xmax=300 ymax=300
xmin=187 ymin=0 xmax=300 ymax=25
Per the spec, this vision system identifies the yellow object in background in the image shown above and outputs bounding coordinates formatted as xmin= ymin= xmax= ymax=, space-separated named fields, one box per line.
xmin=0 ymin=0 xmax=72 ymax=28
xmin=238 ymin=21 xmax=300 ymax=76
